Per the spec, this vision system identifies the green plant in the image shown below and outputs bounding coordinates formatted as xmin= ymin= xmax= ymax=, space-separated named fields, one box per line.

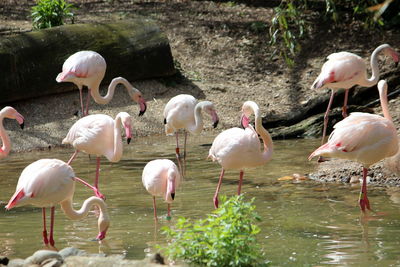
xmin=31 ymin=0 xmax=75 ymax=29
xmin=161 ymin=195 xmax=268 ymax=266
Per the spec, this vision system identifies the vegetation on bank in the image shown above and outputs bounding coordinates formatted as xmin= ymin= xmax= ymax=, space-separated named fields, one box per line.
xmin=161 ymin=195 xmax=268 ymax=266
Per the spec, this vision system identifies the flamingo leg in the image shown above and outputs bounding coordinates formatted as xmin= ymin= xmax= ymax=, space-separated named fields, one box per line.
xmin=84 ymin=88 xmax=91 ymax=116
xmin=49 ymin=207 xmax=55 ymax=247
xmin=183 ymin=130 xmax=187 ymax=176
xmin=359 ymin=167 xmax=371 ymax=212
xmin=67 ymin=150 xmax=79 ymax=165
xmin=342 ymin=89 xmax=349 ymax=118
xmin=152 ymin=196 xmax=157 ymax=222
xmin=79 ymin=89 xmax=85 ymax=116
xmin=213 ymin=168 xmax=225 ymax=209
xmin=75 ymin=177 xmax=105 ymax=199
xmin=238 ymin=170 xmax=244 ymax=195
xmin=94 ymin=157 xmax=101 ymax=190
xmin=167 ymin=204 xmax=171 ymax=220
xmin=175 ymin=132 xmax=183 ymax=176
xmin=42 ymin=208 xmax=49 ymax=246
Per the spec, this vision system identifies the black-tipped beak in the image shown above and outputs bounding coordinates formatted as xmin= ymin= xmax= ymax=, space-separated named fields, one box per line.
xmin=395 ymin=61 xmax=399 ymax=68
xmin=127 ymin=137 xmax=131 ymax=144
xmin=138 ymin=103 xmax=147 ymax=117
xmin=164 ymin=118 xmax=167 ymax=124
xmin=20 ymin=122 xmax=24 ymax=130
xmin=171 ymin=193 xmax=175 ymax=200
xmin=213 ymin=120 xmax=219 ymax=128
xmin=240 ymin=115 xmax=245 ymax=129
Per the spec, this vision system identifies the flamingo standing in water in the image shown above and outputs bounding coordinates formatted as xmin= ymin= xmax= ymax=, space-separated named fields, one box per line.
xmin=163 ymin=94 xmax=219 ymax=175
xmin=5 ymin=159 xmax=110 ymax=248
xmin=208 ymin=101 xmax=273 ymax=208
xmin=0 ymin=107 xmax=24 ymax=159
xmin=142 ymin=159 xmax=181 ymax=221
xmin=56 ymin=50 xmax=147 ymax=116
xmin=62 ymin=112 xmax=132 ymax=197
xmin=309 ymin=80 xmax=398 ymax=212
xmin=311 ymin=44 xmax=399 ymax=149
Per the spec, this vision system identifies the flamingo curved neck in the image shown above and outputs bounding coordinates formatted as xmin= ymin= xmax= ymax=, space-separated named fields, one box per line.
xmin=188 ymin=102 xmax=205 ymax=134
xmin=60 ymin=196 xmax=108 ymax=221
xmin=0 ymin=114 xmax=11 ymax=158
xmin=90 ymin=77 xmax=137 ymax=105
xmin=251 ymin=104 xmax=273 ymax=162
xmin=110 ymin=114 xmax=123 ymax=162
xmin=379 ymin=85 xmax=391 ymax=121
xmin=361 ymin=44 xmax=388 ymax=87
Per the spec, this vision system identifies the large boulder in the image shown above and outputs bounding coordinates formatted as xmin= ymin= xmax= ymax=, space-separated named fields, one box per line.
xmin=0 ymin=19 xmax=175 ymax=103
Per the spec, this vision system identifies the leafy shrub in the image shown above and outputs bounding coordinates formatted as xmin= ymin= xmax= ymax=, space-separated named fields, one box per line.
xmin=31 ymin=0 xmax=75 ymax=30
xmin=161 ymin=195 xmax=268 ymax=266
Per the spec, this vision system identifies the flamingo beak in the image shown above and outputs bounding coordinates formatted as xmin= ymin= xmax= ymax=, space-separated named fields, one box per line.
xmin=127 ymin=138 xmax=131 ymax=144
xmin=125 ymin=126 xmax=132 ymax=144
xmin=212 ymin=111 xmax=219 ymax=128
xmin=20 ymin=122 xmax=24 ymax=130
xmin=138 ymin=99 xmax=147 ymax=116
xmin=240 ymin=114 xmax=250 ymax=128
xmin=171 ymin=193 xmax=175 ymax=200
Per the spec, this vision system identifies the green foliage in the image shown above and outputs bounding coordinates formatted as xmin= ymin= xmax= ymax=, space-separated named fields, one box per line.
xmin=161 ymin=195 xmax=268 ymax=267
xmin=269 ymin=0 xmax=398 ymax=67
xmin=31 ymin=0 xmax=75 ymax=30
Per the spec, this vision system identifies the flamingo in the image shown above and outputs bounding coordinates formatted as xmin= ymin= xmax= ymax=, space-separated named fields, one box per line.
xmin=62 ymin=112 xmax=132 ymax=197
xmin=56 ymin=50 xmax=147 ymax=116
xmin=5 ymin=159 xmax=110 ymax=248
xmin=142 ymin=159 xmax=181 ymax=221
xmin=208 ymin=101 xmax=273 ymax=208
xmin=0 ymin=106 xmax=24 ymax=159
xmin=311 ymin=44 xmax=399 ymax=150
xmin=309 ymin=80 xmax=398 ymax=212
xmin=163 ymin=94 xmax=219 ymax=175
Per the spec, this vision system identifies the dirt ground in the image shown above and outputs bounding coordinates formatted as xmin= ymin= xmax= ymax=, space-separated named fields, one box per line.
xmin=1 ymin=0 xmax=400 ymax=185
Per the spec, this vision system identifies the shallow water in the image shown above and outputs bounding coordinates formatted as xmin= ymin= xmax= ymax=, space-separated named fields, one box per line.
xmin=1 ymin=134 xmax=400 ymax=266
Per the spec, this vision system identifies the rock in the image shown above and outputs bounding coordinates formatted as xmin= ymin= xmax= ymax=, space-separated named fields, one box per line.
xmin=0 ymin=256 xmax=9 ymax=265
xmin=41 ymin=258 xmax=63 ymax=267
xmin=0 ymin=19 xmax=175 ymax=104
xmin=63 ymin=255 xmax=163 ymax=267
xmin=145 ymin=253 xmax=165 ymax=265
xmin=24 ymin=250 xmax=63 ymax=265
xmin=58 ymin=247 xmax=87 ymax=259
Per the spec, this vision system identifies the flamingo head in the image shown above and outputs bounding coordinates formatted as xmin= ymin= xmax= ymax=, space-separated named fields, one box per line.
xmin=383 ymin=45 xmax=399 ymax=66
xmin=202 ymin=101 xmax=219 ymax=128
xmin=2 ymin=106 xmax=24 ymax=129
xmin=241 ymin=101 xmax=258 ymax=127
xmin=165 ymin=166 xmax=180 ymax=203
xmin=240 ymin=113 xmax=250 ymax=128
xmin=96 ymin=208 xmax=110 ymax=241
xmin=119 ymin=112 xmax=133 ymax=144
xmin=130 ymin=89 xmax=147 ymax=116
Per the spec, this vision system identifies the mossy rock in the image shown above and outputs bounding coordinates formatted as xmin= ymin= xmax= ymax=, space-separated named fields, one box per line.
xmin=0 ymin=19 xmax=175 ymax=103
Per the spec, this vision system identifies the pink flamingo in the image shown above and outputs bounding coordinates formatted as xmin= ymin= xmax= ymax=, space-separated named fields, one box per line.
xmin=0 ymin=107 xmax=24 ymax=159
xmin=5 ymin=159 xmax=110 ymax=248
xmin=62 ymin=112 xmax=132 ymax=196
xmin=56 ymin=50 xmax=147 ymax=116
xmin=309 ymin=80 xmax=398 ymax=212
xmin=208 ymin=101 xmax=273 ymax=208
xmin=164 ymin=94 xmax=219 ymax=174
xmin=311 ymin=44 xmax=399 ymax=149
xmin=142 ymin=159 xmax=181 ymax=221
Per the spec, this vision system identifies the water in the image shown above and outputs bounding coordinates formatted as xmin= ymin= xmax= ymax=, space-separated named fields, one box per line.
xmin=1 ymin=134 xmax=400 ymax=266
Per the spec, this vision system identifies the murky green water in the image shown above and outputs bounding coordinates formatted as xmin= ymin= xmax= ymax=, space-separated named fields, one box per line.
xmin=1 ymin=134 xmax=400 ymax=266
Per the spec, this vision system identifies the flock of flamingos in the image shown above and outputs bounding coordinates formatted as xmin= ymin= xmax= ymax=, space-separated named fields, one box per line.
xmin=1 ymin=43 xmax=399 ymax=249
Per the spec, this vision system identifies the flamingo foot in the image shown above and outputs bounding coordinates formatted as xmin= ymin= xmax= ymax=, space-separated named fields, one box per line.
xmin=95 ymin=231 xmax=107 ymax=241
xmin=166 ymin=215 xmax=172 ymax=221
xmin=94 ymin=189 xmax=106 ymax=201
xmin=359 ymin=196 xmax=371 ymax=212
xmin=42 ymin=230 xmax=49 ymax=246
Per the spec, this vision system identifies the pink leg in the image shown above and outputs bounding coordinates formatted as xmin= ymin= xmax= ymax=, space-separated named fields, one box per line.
xmin=75 ymin=177 xmax=105 ymax=199
xmin=359 ymin=167 xmax=371 ymax=212
xmin=152 ymin=196 xmax=158 ymax=222
xmin=84 ymin=88 xmax=91 ymax=116
xmin=342 ymin=89 xmax=349 ymax=118
xmin=67 ymin=150 xmax=79 ymax=165
xmin=95 ymin=157 xmax=101 ymax=190
xmin=175 ymin=132 xmax=183 ymax=176
xmin=213 ymin=168 xmax=225 ymax=209
xmin=49 ymin=207 xmax=55 ymax=247
xmin=42 ymin=208 xmax=49 ymax=246
xmin=238 ymin=170 xmax=244 ymax=195
xmin=182 ymin=131 xmax=187 ymax=176
xmin=79 ymin=89 xmax=85 ymax=116
xmin=167 ymin=203 xmax=171 ymax=220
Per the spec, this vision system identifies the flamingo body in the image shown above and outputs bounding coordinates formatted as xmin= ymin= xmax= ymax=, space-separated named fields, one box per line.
xmin=5 ymin=159 xmax=110 ymax=246
xmin=142 ymin=159 xmax=181 ymax=220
